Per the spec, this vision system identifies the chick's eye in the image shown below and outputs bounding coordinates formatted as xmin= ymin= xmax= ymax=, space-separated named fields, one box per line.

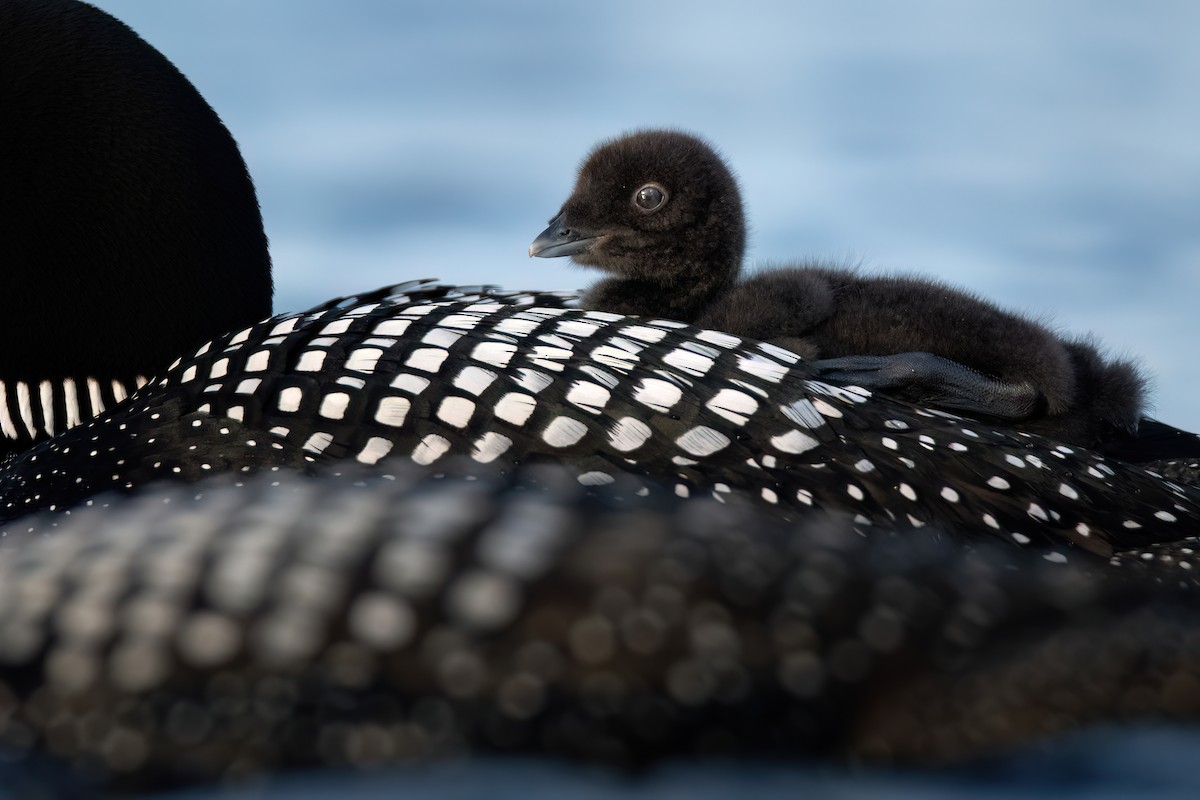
xmin=634 ymin=184 xmax=666 ymax=211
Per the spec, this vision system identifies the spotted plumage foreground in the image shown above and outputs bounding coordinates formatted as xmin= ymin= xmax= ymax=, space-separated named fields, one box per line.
xmin=0 ymin=463 xmax=1198 ymax=793
xmin=1 ymin=282 xmax=1197 ymax=563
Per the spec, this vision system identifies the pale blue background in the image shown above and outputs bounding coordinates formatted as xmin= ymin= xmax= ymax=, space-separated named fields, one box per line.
xmin=88 ymin=0 xmax=1200 ymax=428
xmin=22 ymin=2 xmax=1200 ymax=794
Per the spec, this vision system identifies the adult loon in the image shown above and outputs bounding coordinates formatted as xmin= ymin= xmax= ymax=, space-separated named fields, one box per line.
xmin=528 ymin=129 xmax=1146 ymax=450
xmin=4 ymin=2 xmax=1200 ymax=791
xmin=0 ymin=3 xmax=1192 ymax=551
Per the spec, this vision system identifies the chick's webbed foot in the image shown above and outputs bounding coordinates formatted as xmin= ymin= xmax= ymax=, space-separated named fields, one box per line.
xmin=811 ymin=352 xmax=1044 ymax=421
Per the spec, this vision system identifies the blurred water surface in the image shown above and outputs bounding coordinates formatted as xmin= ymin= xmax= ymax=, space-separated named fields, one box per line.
xmin=0 ymin=726 xmax=1180 ymax=799
xmin=90 ymin=0 xmax=1200 ymax=428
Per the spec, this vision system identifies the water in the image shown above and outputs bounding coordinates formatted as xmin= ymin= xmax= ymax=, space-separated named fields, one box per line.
xmin=3 ymin=725 xmax=1197 ymax=798
xmin=152 ymin=730 xmax=1200 ymax=799
xmin=87 ymin=0 xmax=1200 ymax=431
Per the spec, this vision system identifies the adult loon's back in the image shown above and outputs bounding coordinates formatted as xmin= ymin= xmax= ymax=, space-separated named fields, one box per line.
xmin=3 ymin=279 xmax=1198 ymax=560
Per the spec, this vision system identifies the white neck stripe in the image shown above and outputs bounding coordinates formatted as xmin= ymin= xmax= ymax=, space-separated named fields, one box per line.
xmin=0 ymin=382 xmax=17 ymax=440
xmin=0 ymin=376 xmax=149 ymax=442
xmin=39 ymin=380 xmax=55 ymax=437
xmin=15 ymin=381 xmax=36 ymax=439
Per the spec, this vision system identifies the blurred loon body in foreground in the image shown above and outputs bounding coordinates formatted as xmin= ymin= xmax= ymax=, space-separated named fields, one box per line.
xmin=5 ymin=0 xmax=1200 ymax=793
xmin=1 ymin=464 xmax=1200 ymax=793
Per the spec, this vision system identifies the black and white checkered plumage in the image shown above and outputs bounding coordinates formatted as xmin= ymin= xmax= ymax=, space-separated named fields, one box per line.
xmin=3 ymin=280 xmax=1198 ymax=564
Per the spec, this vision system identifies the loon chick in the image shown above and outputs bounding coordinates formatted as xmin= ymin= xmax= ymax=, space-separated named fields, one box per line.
xmin=0 ymin=0 xmax=272 ymax=457
xmin=529 ymin=130 xmax=1146 ymax=450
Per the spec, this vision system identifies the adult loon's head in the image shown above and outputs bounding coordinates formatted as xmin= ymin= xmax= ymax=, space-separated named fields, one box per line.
xmin=530 ymin=130 xmax=744 ymax=320
xmin=0 ymin=0 xmax=272 ymax=454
